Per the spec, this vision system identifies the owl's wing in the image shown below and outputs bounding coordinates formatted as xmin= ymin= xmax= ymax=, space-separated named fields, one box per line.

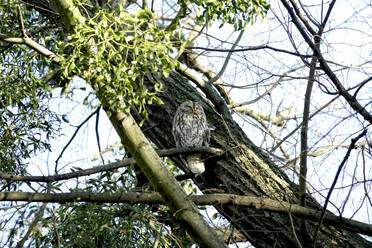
xmin=172 ymin=123 xmax=179 ymax=147
xmin=203 ymin=124 xmax=210 ymax=147
xmin=172 ymin=114 xmax=183 ymax=147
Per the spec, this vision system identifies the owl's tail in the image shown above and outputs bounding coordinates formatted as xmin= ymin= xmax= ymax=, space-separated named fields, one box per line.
xmin=186 ymin=154 xmax=205 ymax=175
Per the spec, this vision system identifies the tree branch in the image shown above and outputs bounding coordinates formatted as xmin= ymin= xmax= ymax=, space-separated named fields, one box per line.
xmin=177 ymin=62 xmax=232 ymax=119
xmin=55 ymin=107 xmax=100 ymax=173
xmin=206 ymin=22 xmax=246 ymax=85
xmin=0 ymin=146 xmax=222 ymax=182
xmin=0 ymin=34 xmax=60 ymax=63
xmin=312 ymin=129 xmax=368 ymax=245
xmin=298 ymin=20 xmax=322 ymax=241
xmin=16 ymin=5 xmax=28 ymax=38
xmin=187 ymin=45 xmax=312 ymax=58
xmin=15 ymin=184 xmax=51 ymax=248
xmin=1 ymin=192 xmax=372 ymax=237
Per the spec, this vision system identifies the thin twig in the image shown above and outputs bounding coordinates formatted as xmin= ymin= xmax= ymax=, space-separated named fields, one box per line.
xmin=95 ymin=106 xmax=105 ymax=165
xmin=207 ymin=22 xmax=247 ymax=85
xmin=15 ymin=184 xmax=51 ymax=248
xmin=55 ymin=108 xmax=100 ymax=173
xmin=187 ymin=45 xmax=312 ymax=58
xmin=16 ymin=5 xmax=28 ymax=38
xmin=312 ymin=129 xmax=367 ymax=246
xmin=288 ymin=212 xmax=303 ymax=248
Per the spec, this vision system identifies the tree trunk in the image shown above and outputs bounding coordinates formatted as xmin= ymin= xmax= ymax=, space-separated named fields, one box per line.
xmin=135 ymin=72 xmax=372 ymax=248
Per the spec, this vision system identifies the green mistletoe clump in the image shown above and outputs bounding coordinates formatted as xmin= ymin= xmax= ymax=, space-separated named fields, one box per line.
xmin=58 ymin=8 xmax=179 ymax=120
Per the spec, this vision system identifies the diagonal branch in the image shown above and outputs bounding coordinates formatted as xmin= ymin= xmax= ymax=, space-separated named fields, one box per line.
xmin=55 ymin=107 xmax=100 ymax=173
xmin=312 ymin=129 xmax=368 ymax=245
xmin=207 ymin=22 xmax=247 ymax=85
xmin=178 ymin=62 xmax=232 ymax=119
xmin=288 ymin=0 xmax=316 ymax=35
xmin=15 ymin=184 xmax=51 ymax=248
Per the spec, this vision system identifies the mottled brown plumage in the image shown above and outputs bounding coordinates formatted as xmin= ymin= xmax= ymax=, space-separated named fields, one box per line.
xmin=172 ymin=101 xmax=210 ymax=174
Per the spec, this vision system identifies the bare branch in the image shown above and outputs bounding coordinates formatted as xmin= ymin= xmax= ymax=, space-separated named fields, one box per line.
xmin=1 ymin=192 xmax=372 ymax=237
xmin=16 ymin=5 xmax=28 ymax=38
xmin=313 ymin=129 xmax=368 ymax=245
xmin=95 ymin=106 xmax=105 ymax=165
xmin=16 ymin=184 xmax=51 ymax=248
xmin=228 ymin=66 xmax=305 ymax=108
xmin=270 ymin=95 xmax=340 ymax=153
xmin=0 ymin=34 xmax=60 ymax=63
xmin=178 ymin=62 xmax=232 ymax=119
xmin=232 ymin=106 xmax=291 ymax=127
xmin=288 ymin=0 xmax=316 ymax=35
xmin=0 ymin=146 xmax=222 ymax=183
xmin=187 ymin=45 xmax=312 ymax=58
xmin=298 ymin=31 xmax=320 ymax=238
xmin=55 ymin=108 xmax=100 ymax=173
xmin=207 ymin=23 xmax=246 ymax=85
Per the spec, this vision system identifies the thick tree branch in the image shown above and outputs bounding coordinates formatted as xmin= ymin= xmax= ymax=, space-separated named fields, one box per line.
xmin=1 ymin=192 xmax=372 ymax=237
xmin=177 ymin=63 xmax=232 ymax=120
xmin=0 ymin=34 xmax=60 ymax=63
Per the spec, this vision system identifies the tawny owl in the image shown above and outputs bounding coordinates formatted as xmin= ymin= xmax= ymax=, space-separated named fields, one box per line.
xmin=172 ymin=101 xmax=210 ymax=174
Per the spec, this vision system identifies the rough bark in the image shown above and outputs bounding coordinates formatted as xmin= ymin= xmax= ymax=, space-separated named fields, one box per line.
xmin=135 ymin=72 xmax=372 ymax=248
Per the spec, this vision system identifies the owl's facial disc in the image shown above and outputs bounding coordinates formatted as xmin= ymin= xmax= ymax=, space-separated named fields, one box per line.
xmin=193 ymin=109 xmax=202 ymax=115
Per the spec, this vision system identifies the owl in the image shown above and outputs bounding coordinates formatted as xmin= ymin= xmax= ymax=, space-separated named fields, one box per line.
xmin=172 ymin=101 xmax=210 ymax=174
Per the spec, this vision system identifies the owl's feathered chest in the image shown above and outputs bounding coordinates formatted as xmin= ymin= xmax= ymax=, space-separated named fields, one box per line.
xmin=172 ymin=101 xmax=210 ymax=174
xmin=173 ymin=110 xmax=208 ymax=147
